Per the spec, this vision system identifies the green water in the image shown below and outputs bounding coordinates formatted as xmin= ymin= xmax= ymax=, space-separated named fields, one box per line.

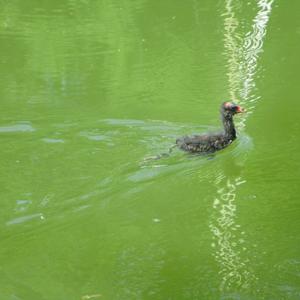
xmin=1 ymin=0 xmax=300 ymax=299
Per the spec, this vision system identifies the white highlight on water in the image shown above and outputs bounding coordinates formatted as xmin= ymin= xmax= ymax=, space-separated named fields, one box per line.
xmin=210 ymin=176 xmax=256 ymax=290
xmin=209 ymin=0 xmax=274 ymax=292
xmin=223 ymin=0 xmax=274 ymax=130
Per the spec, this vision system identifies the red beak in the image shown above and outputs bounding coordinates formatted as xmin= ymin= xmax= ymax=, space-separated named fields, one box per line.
xmin=236 ymin=105 xmax=245 ymax=113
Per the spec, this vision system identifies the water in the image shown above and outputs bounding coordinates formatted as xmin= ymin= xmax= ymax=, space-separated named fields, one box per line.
xmin=1 ymin=0 xmax=300 ymax=299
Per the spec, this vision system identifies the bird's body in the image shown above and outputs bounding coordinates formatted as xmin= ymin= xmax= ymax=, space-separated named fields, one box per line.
xmin=176 ymin=102 xmax=244 ymax=154
xmin=176 ymin=133 xmax=234 ymax=153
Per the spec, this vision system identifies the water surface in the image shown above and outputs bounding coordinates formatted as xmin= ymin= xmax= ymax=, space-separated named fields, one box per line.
xmin=1 ymin=0 xmax=300 ymax=299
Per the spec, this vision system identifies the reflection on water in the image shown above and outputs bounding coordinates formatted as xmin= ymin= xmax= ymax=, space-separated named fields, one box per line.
xmin=224 ymin=0 xmax=274 ymax=130
xmin=2 ymin=0 xmax=297 ymax=298
xmin=223 ymin=0 xmax=241 ymax=105
xmin=0 ymin=0 xmax=146 ymax=106
xmin=210 ymin=175 xmax=256 ymax=290
xmin=209 ymin=0 xmax=274 ymax=293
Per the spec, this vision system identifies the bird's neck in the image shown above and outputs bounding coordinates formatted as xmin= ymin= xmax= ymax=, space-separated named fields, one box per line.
xmin=222 ymin=114 xmax=236 ymax=140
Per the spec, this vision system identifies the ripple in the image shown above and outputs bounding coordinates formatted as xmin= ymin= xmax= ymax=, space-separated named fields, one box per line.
xmin=0 ymin=123 xmax=35 ymax=133
xmin=42 ymin=138 xmax=64 ymax=143
xmin=6 ymin=213 xmax=45 ymax=226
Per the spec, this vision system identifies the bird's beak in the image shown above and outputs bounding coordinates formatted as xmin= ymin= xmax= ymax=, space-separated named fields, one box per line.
xmin=236 ymin=106 xmax=245 ymax=113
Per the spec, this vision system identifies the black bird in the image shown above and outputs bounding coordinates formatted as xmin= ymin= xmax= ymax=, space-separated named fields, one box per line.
xmin=176 ymin=102 xmax=245 ymax=154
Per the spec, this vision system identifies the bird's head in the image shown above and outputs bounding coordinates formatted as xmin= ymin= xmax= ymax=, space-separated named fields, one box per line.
xmin=221 ymin=102 xmax=245 ymax=117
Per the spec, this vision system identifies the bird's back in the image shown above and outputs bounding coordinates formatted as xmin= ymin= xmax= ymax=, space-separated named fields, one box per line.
xmin=176 ymin=132 xmax=233 ymax=153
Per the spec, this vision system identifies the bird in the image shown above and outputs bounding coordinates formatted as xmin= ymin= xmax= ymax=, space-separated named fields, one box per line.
xmin=176 ymin=102 xmax=245 ymax=154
